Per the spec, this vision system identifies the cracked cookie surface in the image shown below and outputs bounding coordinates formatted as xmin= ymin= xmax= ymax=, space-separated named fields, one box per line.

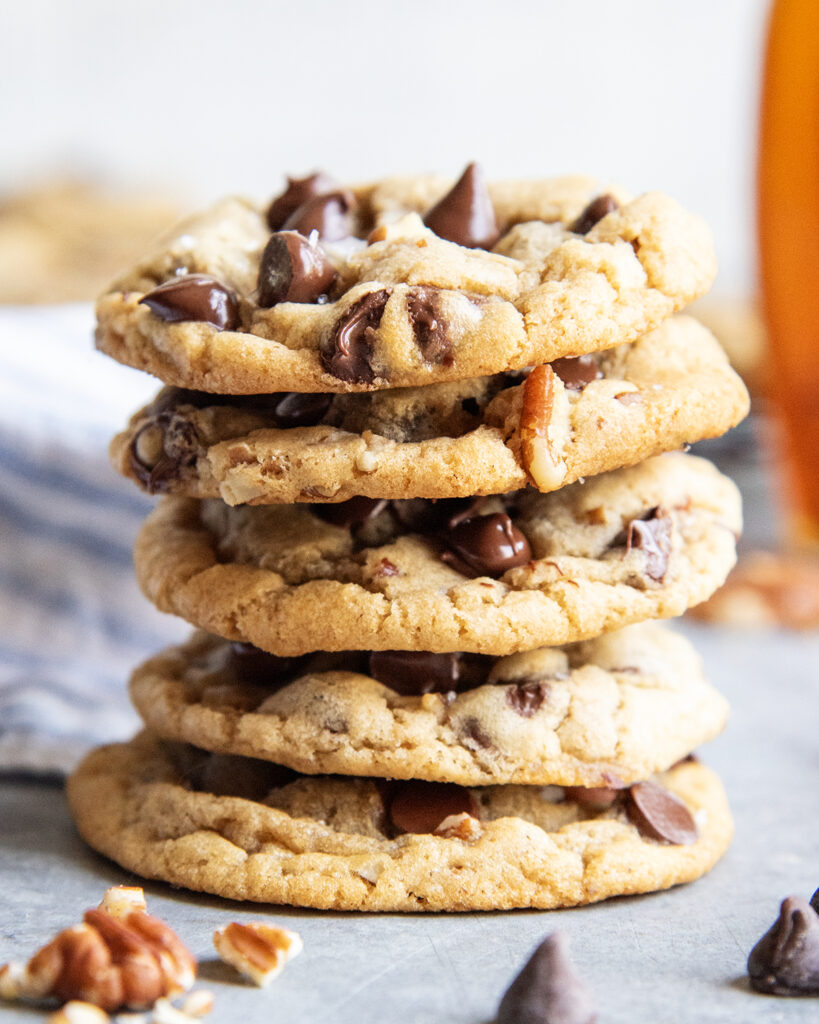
xmin=111 ymin=316 xmax=748 ymax=504
xmin=134 ymin=453 xmax=741 ymax=655
xmin=95 ymin=172 xmax=716 ymax=393
xmin=129 ymin=623 xmax=729 ymax=787
xmin=66 ymin=733 xmax=733 ymax=911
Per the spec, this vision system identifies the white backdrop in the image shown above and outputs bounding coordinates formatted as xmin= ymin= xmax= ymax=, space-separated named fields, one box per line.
xmin=0 ymin=0 xmax=770 ymax=294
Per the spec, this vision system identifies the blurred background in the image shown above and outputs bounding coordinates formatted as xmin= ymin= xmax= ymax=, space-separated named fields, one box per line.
xmin=0 ymin=0 xmax=769 ymax=299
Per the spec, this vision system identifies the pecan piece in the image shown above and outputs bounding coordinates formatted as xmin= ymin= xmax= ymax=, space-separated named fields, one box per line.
xmin=518 ymin=364 xmax=567 ymax=490
xmin=212 ymin=923 xmax=302 ymax=987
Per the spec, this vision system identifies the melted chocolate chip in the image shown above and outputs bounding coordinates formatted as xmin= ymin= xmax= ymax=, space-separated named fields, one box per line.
xmin=748 ymin=896 xmax=819 ymax=995
xmin=271 ymin=391 xmax=333 ymax=428
xmin=313 ymin=496 xmax=388 ymax=527
xmin=441 ymin=513 xmax=532 ymax=578
xmin=563 ymin=785 xmax=620 ymax=810
xmin=128 ymin=411 xmax=201 ymax=493
xmin=423 ymin=162 xmax=501 ymax=249
xmin=388 ymin=780 xmax=479 ymax=834
xmin=626 ymin=781 xmax=698 ymax=845
xmin=570 ymin=193 xmax=620 ymax=235
xmin=320 ymin=289 xmax=390 ymax=383
xmin=139 ymin=274 xmax=239 ymax=330
xmin=189 ymin=752 xmax=295 ymax=801
xmin=391 ymin=497 xmax=475 ymax=534
xmin=550 ymin=355 xmax=602 ymax=391
xmin=368 ymin=650 xmax=491 ymax=696
xmin=228 ymin=641 xmax=307 ymax=687
xmin=626 ymin=507 xmax=673 ymax=582
xmin=266 ymin=172 xmax=337 ymax=230
xmin=506 ymin=681 xmax=550 ymax=718
xmin=257 ymin=231 xmax=337 ymax=306
xmin=407 ymin=286 xmax=451 ymax=365
xmin=461 ymin=717 xmax=493 ymax=749
xmin=497 ymin=932 xmax=597 ymax=1024
xmin=282 ymin=189 xmax=356 ymax=241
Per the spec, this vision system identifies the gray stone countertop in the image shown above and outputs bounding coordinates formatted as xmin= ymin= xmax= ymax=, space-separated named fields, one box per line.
xmin=1 ymin=620 xmax=818 ymax=1024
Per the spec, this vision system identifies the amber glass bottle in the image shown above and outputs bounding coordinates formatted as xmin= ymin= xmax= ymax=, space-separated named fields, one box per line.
xmin=758 ymin=0 xmax=819 ymax=544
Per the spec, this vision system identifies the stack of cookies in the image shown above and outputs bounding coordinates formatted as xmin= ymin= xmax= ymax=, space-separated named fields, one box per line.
xmin=68 ymin=165 xmax=749 ymax=912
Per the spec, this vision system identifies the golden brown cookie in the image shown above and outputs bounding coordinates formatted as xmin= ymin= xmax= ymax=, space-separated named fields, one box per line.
xmin=110 ymin=317 xmax=748 ymax=504
xmin=96 ymin=169 xmax=716 ymax=393
xmin=133 ymin=453 xmax=741 ymax=655
xmin=129 ymin=623 xmax=729 ymax=787
xmin=66 ymin=733 xmax=733 ymax=912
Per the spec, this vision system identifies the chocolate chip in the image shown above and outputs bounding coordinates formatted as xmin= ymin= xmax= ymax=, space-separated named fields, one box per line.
xmin=388 ymin=780 xmax=479 ymax=835
xmin=812 ymin=889 xmax=819 ymax=915
xmin=497 ymin=932 xmax=597 ymax=1024
xmin=563 ymin=785 xmax=621 ymax=810
xmin=313 ymin=496 xmax=388 ymax=528
xmin=550 ymin=355 xmax=602 ymax=391
xmin=506 ymin=681 xmax=549 ymax=717
xmin=626 ymin=781 xmax=698 ymax=845
xmin=320 ymin=289 xmax=390 ymax=383
xmin=748 ymin=896 xmax=819 ymax=995
xmin=266 ymin=172 xmax=337 ymax=231
xmin=271 ymin=391 xmax=333 ymax=428
xmin=257 ymin=231 xmax=337 ymax=306
xmin=626 ymin=507 xmax=673 ymax=582
xmin=282 ymin=189 xmax=356 ymax=241
xmin=228 ymin=641 xmax=306 ymax=687
xmin=407 ymin=286 xmax=451 ymax=365
xmin=461 ymin=717 xmax=493 ymax=749
xmin=570 ymin=193 xmax=620 ymax=235
xmin=369 ymin=650 xmax=491 ymax=696
xmin=423 ymin=162 xmax=500 ymax=249
xmin=139 ymin=274 xmax=239 ymax=330
xmin=441 ymin=513 xmax=532 ymax=577
xmin=391 ymin=497 xmax=475 ymax=534
xmin=461 ymin=396 xmax=481 ymax=416
xmin=189 ymin=752 xmax=295 ymax=801
xmin=128 ymin=411 xmax=201 ymax=493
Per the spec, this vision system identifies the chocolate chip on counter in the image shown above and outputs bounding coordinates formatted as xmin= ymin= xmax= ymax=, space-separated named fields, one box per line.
xmin=748 ymin=896 xmax=819 ymax=995
xmin=570 ymin=193 xmax=620 ymax=235
xmin=128 ymin=411 xmax=201 ymax=493
xmin=550 ymin=355 xmax=602 ymax=391
xmin=626 ymin=781 xmax=698 ymax=845
xmin=266 ymin=172 xmax=338 ymax=231
xmin=497 ymin=932 xmax=597 ymax=1024
xmin=441 ymin=512 xmax=532 ymax=578
xmin=388 ymin=780 xmax=479 ymax=835
xmin=563 ymin=785 xmax=621 ymax=810
xmin=282 ymin=189 xmax=356 ymax=241
xmin=313 ymin=496 xmax=389 ymax=528
xmin=423 ymin=162 xmax=501 ymax=249
xmin=368 ymin=650 xmax=491 ymax=696
xmin=271 ymin=391 xmax=333 ymax=428
xmin=320 ymin=289 xmax=390 ymax=384
xmin=812 ymin=888 xmax=819 ymax=914
xmin=189 ymin=752 xmax=295 ymax=801
xmin=506 ymin=681 xmax=550 ymax=718
xmin=228 ymin=641 xmax=307 ymax=687
xmin=625 ymin=507 xmax=673 ymax=582
xmin=407 ymin=286 xmax=451 ymax=365
xmin=139 ymin=274 xmax=239 ymax=330
xmin=257 ymin=231 xmax=337 ymax=307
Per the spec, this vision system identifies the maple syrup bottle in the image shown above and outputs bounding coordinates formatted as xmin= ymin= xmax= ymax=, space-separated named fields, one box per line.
xmin=758 ymin=0 xmax=819 ymax=544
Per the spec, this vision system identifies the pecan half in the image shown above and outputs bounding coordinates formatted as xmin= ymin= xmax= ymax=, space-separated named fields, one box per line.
xmin=518 ymin=364 xmax=567 ymax=490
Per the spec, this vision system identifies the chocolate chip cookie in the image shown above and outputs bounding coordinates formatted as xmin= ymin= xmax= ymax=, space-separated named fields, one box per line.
xmin=96 ymin=166 xmax=716 ymax=393
xmin=128 ymin=623 xmax=729 ymax=786
xmin=110 ymin=316 xmax=748 ymax=504
xmin=66 ymin=732 xmax=733 ymax=911
xmin=133 ymin=453 xmax=741 ymax=655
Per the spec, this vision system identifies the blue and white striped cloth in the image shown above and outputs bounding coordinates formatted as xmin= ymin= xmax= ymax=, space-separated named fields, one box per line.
xmin=0 ymin=304 xmax=185 ymax=775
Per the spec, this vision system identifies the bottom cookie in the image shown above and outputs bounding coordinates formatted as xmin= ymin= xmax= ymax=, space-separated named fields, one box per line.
xmin=67 ymin=733 xmax=733 ymax=912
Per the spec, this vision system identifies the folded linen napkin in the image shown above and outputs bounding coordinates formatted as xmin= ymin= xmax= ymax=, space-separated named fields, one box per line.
xmin=0 ymin=303 xmax=185 ymax=774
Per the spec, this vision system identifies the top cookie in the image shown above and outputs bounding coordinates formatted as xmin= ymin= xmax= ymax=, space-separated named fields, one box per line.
xmin=96 ymin=165 xmax=717 ymax=393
